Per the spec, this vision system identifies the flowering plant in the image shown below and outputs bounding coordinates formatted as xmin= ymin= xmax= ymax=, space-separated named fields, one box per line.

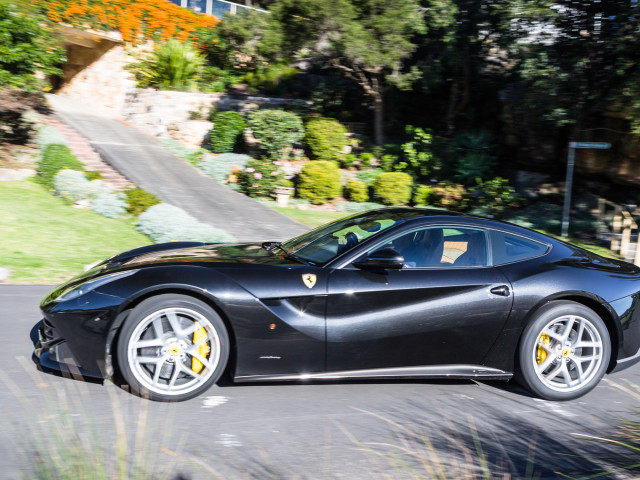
xmin=236 ymin=158 xmax=284 ymax=198
xmin=45 ymin=0 xmax=219 ymax=44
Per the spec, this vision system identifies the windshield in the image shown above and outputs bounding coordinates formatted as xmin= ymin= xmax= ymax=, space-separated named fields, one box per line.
xmin=280 ymin=209 xmax=407 ymax=266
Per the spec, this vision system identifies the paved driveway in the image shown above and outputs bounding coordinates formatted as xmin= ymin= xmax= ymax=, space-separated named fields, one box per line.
xmin=47 ymin=95 xmax=308 ymax=243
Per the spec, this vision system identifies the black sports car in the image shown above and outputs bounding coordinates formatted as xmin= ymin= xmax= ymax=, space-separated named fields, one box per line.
xmin=36 ymin=208 xmax=640 ymax=402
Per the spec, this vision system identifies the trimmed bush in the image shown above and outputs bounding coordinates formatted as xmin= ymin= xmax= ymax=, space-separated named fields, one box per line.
xmin=304 ymin=117 xmax=347 ymax=163
xmin=373 ymin=172 xmax=413 ymax=206
xmin=356 ymin=168 xmax=384 ymax=186
xmin=137 ymin=203 xmax=236 ymax=243
xmin=236 ymin=158 xmax=284 ymax=198
xmin=36 ymin=125 xmax=67 ymax=148
xmin=124 ymin=188 xmax=161 ymax=216
xmin=337 ymin=202 xmax=384 ymax=213
xmin=247 ymin=109 xmax=304 ymax=158
xmin=413 ymin=184 xmax=432 ymax=206
xmin=209 ymin=111 xmax=246 ymax=153
xmin=345 ymin=179 xmax=369 ymax=203
xmin=430 ymin=182 xmax=470 ymax=211
xmin=472 ymin=177 xmax=520 ymax=218
xmin=297 ymin=160 xmax=342 ymax=205
xmin=198 ymin=152 xmax=251 ymax=183
xmin=36 ymin=144 xmax=84 ymax=190
xmin=91 ymin=191 xmax=128 ymax=218
xmin=53 ymin=169 xmax=98 ymax=203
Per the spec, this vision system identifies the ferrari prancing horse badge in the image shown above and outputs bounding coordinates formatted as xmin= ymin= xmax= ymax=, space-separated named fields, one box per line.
xmin=302 ymin=273 xmax=317 ymax=288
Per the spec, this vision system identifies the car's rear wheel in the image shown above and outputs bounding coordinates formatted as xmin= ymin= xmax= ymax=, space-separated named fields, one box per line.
xmin=117 ymin=294 xmax=229 ymax=402
xmin=518 ymin=301 xmax=610 ymax=401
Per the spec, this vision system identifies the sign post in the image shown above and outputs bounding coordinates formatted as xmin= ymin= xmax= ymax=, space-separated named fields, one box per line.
xmin=561 ymin=141 xmax=611 ymax=237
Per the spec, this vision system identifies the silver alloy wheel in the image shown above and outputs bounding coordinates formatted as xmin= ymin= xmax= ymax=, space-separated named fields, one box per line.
xmin=532 ymin=314 xmax=604 ymax=393
xmin=126 ymin=307 xmax=221 ymax=396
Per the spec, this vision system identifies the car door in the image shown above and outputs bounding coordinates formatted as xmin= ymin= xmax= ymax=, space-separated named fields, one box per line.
xmin=325 ymin=226 xmax=514 ymax=372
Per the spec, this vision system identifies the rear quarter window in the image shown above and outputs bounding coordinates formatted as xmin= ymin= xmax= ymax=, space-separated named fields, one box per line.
xmin=491 ymin=230 xmax=549 ymax=265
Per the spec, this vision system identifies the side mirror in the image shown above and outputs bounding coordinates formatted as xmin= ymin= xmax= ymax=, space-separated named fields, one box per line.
xmin=353 ymin=248 xmax=404 ymax=270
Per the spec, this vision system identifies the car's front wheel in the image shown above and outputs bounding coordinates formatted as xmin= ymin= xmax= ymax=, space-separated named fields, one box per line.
xmin=518 ymin=301 xmax=610 ymax=401
xmin=117 ymin=294 xmax=229 ymax=402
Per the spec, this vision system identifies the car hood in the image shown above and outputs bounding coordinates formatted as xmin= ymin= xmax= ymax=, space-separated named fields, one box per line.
xmin=117 ymin=242 xmax=293 ymax=269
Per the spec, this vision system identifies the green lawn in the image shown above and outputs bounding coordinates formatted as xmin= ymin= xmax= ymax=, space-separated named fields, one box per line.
xmin=0 ymin=181 xmax=150 ymax=284
xmin=271 ymin=206 xmax=348 ymax=228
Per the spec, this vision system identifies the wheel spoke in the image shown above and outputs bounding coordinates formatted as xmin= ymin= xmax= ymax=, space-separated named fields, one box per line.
xmin=575 ymin=320 xmax=585 ymax=344
xmin=189 ymin=349 xmax=213 ymax=371
xmin=136 ymin=355 xmax=164 ymax=364
xmin=152 ymin=317 xmax=164 ymax=338
xmin=574 ymin=341 xmax=598 ymax=349
xmin=560 ymin=363 xmax=573 ymax=386
xmin=543 ymin=329 xmax=563 ymax=344
xmin=152 ymin=359 xmax=166 ymax=387
xmin=545 ymin=362 xmax=564 ymax=381
xmin=573 ymin=353 xmax=600 ymax=363
xmin=134 ymin=338 xmax=163 ymax=349
xmin=562 ymin=316 xmax=575 ymax=342
xmin=168 ymin=363 xmax=182 ymax=388
xmin=537 ymin=353 xmax=556 ymax=372
xmin=165 ymin=310 xmax=183 ymax=335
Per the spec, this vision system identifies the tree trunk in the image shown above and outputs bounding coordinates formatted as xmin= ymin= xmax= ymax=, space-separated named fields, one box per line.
xmin=373 ymin=90 xmax=384 ymax=146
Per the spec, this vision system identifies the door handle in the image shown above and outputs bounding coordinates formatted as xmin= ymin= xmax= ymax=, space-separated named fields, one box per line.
xmin=490 ymin=285 xmax=510 ymax=297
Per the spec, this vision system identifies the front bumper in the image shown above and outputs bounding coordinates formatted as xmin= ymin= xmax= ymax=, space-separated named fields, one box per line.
xmin=33 ymin=319 xmax=103 ymax=378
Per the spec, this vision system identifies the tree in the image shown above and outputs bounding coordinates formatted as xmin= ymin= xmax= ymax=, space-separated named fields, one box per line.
xmin=267 ymin=0 xmax=426 ymax=145
xmin=0 ymin=1 xmax=65 ymax=90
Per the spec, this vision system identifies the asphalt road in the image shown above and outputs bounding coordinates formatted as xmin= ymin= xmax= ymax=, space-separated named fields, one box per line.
xmin=2 ymin=285 xmax=640 ymax=479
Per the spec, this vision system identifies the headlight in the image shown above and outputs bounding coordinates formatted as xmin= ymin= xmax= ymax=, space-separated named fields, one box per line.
xmin=56 ymin=270 xmax=138 ymax=302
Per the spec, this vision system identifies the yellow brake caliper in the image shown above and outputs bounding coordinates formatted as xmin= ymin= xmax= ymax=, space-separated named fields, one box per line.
xmin=537 ymin=333 xmax=550 ymax=364
xmin=191 ymin=322 xmax=211 ymax=373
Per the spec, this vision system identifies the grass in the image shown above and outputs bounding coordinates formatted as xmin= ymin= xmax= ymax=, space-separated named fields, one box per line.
xmin=0 ymin=181 xmax=149 ymax=284
xmin=271 ymin=206 xmax=348 ymax=228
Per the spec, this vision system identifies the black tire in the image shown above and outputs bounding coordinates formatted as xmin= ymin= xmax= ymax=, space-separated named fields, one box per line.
xmin=117 ymin=294 xmax=229 ymax=402
xmin=517 ymin=300 xmax=610 ymax=401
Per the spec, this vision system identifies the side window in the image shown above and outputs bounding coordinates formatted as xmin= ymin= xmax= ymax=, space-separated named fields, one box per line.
xmin=371 ymin=226 xmax=489 ymax=268
xmin=490 ymin=230 xmax=549 ymax=265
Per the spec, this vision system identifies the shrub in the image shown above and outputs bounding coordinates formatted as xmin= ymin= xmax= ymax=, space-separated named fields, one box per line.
xmin=472 ymin=177 xmax=520 ymax=218
xmin=397 ymin=126 xmax=438 ymax=180
xmin=0 ymin=3 xmax=64 ymax=90
xmin=0 ymin=90 xmax=44 ymax=145
xmin=236 ymin=158 xmax=284 ymax=198
xmin=91 ymin=191 xmax=128 ymax=218
xmin=413 ymin=184 xmax=432 ymax=206
xmin=356 ymin=168 xmax=384 ymax=186
xmin=337 ymin=202 xmax=384 ymax=212
xmin=373 ymin=172 xmax=413 ymax=206
xmin=304 ymin=117 xmax=347 ymax=163
xmin=245 ymin=63 xmax=299 ymax=95
xmin=37 ymin=125 xmax=67 ymax=148
xmin=430 ymin=182 xmax=470 ymax=211
xmin=137 ymin=203 xmax=236 ymax=243
xmin=124 ymin=188 xmax=161 ymax=216
xmin=158 ymin=137 xmax=202 ymax=165
xmin=359 ymin=152 xmax=374 ymax=168
xmin=342 ymin=153 xmax=357 ymax=169
xmin=451 ymin=131 xmax=495 ymax=186
xmin=128 ymin=39 xmax=203 ymax=91
xmin=247 ymin=109 xmax=304 ymax=158
xmin=380 ymin=154 xmax=397 ymax=172
xmin=198 ymin=152 xmax=251 ymax=183
xmin=36 ymin=144 xmax=84 ymax=190
xmin=345 ymin=179 xmax=369 ymax=203
xmin=53 ymin=169 xmax=97 ymax=203
xmin=84 ymin=170 xmax=103 ymax=181
xmin=297 ymin=160 xmax=342 ymax=204
xmin=209 ymin=111 xmax=246 ymax=153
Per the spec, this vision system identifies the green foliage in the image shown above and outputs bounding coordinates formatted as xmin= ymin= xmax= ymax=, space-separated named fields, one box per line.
xmin=297 ymin=160 xmax=342 ymax=204
xmin=90 ymin=191 xmax=128 ymax=218
xmin=198 ymin=152 xmax=251 ymax=183
xmin=359 ymin=152 xmax=374 ymax=168
xmin=397 ymin=126 xmax=438 ymax=180
xmin=84 ymin=171 xmax=103 ymax=181
xmin=345 ymin=179 xmax=369 ymax=203
xmin=137 ymin=203 xmax=236 ymax=243
xmin=429 ymin=182 xmax=469 ymax=211
xmin=209 ymin=111 xmax=246 ymax=153
xmin=53 ymin=169 xmax=102 ymax=203
xmin=37 ymin=124 xmax=67 ymax=148
xmin=36 ymin=144 xmax=84 ymax=190
xmin=245 ymin=63 xmax=299 ymax=95
xmin=0 ymin=3 xmax=65 ymax=90
xmin=471 ymin=177 xmax=520 ymax=218
xmin=380 ymin=154 xmax=397 ymax=172
xmin=123 ymin=188 xmax=161 ymax=216
xmin=304 ymin=117 xmax=348 ymax=163
xmin=128 ymin=39 xmax=203 ymax=91
xmin=0 ymin=89 xmax=43 ymax=145
xmin=451 ymin=131 xmax=495 ymax=186
xmin=198 ymin=65 xmax=244 ymax=93
xmin=373 ymin=172 xmax=413 ymax=206
xmin=356 ymin=168 xmax=384 ymax=186
xmin=413 ymin=184 xmax=432 ymax=206
xmin=342 ymin=153 xmax=357 ymax=169
xmin=247 ymin=109 xmax=304 ymax=158
xmin=236 ymin=158 xmax=284 ymax=198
